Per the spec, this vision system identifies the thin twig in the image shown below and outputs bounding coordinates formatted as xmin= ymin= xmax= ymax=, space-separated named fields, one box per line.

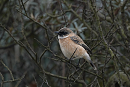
xmin=16 ymin=9 xmax=48 ymax=30
xmin=15 ymin=72 xmax=26 ymax=87
xmin=0 ymin=72 xmax=4 ymax=87
xmin=20 ymin=0 xmax=27 ymax=15
xmin=0 ymin=24 xmax=35 ymax=61
xmin=0 ymin=60 xmax=14 ymax=81
xmin=58 ymin=0 xmax=67 ymax=26
xmin=19 ymin=0 xmax=37 ymax=57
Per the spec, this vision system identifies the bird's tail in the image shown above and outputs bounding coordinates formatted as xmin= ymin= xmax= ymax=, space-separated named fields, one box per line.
xmin=83 ymin=53 xmax=97 ymax=70
xmin=89 ymin=61 xmax=97 ymax=70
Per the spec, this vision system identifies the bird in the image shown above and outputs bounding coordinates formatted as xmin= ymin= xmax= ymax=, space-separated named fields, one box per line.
xmin=55 ymin=27 xmax=97 ymax=70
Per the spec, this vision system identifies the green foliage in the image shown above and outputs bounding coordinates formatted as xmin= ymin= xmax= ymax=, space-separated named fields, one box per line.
xmin=106 ymin=72 xmax=130 ymax=87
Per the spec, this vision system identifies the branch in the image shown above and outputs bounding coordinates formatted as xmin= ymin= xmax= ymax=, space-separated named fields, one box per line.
xmin=0 ymin=72 xmax=4 ymax=87
xmin=121 ymin=0 xmax=130 ymax=38
xmin=42 ymin=71 xmax=87 ymax=86
xmin=15 ymin=72 xmax=26 ymax=87
xmin=19 ymin=0 xmax=37 ymax=59
xmin=0 ymin=24 xmax=36 ymax=61
xmin=0 ymin=60 xmax=14 ymax=81
xmin=0 ymin=28 xmax=40 ymax=49
xmin=16 ymin=9 xmax=48 ymax=30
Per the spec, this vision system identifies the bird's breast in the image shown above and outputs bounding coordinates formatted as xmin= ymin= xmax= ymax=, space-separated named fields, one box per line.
xmin=59 ymin=38 xmax=86 ymax=59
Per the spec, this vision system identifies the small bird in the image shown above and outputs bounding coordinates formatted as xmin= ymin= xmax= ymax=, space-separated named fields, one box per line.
xmin=55 ymin=27 xmax=97 ymax=70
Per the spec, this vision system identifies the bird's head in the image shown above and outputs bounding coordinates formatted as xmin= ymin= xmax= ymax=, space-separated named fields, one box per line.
xmin=55 ymin=27 xmax=73 ymax=39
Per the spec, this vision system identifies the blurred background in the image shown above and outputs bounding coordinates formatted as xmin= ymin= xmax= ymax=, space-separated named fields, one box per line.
xmin=0 ymin=0 xmax=130 ymax=87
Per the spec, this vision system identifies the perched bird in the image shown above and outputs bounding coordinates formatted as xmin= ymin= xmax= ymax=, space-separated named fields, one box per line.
xmin=55 ymin=27 xmax=97 ymax=70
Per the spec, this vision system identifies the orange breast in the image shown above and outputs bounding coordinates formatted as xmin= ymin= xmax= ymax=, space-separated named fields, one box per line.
xmin=59 ymin=37 xmax=86 ymax=59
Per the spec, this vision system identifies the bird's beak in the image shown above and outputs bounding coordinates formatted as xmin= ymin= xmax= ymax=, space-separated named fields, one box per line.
xmin=55 ymin=31 xmax=59 ymax=34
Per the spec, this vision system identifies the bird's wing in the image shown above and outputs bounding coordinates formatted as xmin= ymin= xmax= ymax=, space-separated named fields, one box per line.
xmin=70 ymin=35 xmax=92 ymax=54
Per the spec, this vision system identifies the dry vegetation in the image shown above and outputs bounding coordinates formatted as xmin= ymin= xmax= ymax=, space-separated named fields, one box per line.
xmin=0 ymin=0 xmax=130 ymax=87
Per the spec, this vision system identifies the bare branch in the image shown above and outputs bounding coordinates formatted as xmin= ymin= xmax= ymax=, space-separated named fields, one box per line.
xmin=0 ymin=60 xmax=14 ymax=81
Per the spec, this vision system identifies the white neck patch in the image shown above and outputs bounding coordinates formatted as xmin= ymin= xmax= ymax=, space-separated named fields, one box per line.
xmin=58 ymin=35 xmax=69 ymax=39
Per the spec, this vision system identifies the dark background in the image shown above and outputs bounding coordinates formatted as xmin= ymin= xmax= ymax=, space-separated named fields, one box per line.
xmin=0 ymin=0 xmax=130 ymax=87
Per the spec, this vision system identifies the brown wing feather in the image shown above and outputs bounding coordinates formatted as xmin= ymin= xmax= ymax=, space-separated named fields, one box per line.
xmin=70 ymin=35 xmax=92 ymax=54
